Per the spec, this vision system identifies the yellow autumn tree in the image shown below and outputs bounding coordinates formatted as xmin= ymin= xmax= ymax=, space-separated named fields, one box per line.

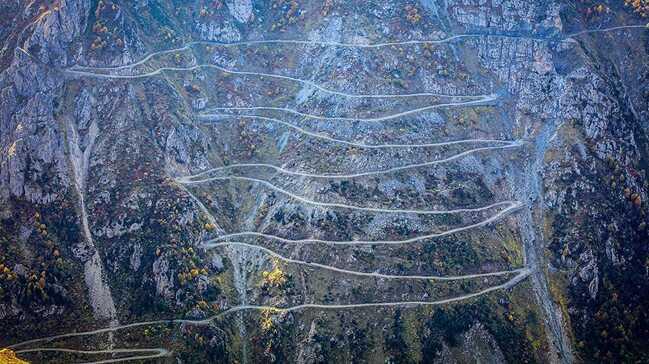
xmin=0 ymin=349 xmax=30 ymax=364
xmin=261 ymin=259 xmax=286 ymax=287
xmin=260 ymin=308 xmax=281 ymax=333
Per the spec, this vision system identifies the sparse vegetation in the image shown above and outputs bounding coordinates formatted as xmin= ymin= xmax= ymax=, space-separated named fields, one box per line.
xmin=89 ymin=0 xmax=124 ymax=52
xmin=625 ymin=0 xmax=649 ymax=17
xmin=404 ymin=5 xmax=422 ymax=23
xmin=260 ymin=308 xmax=279 ymax=332
xmin=4 ymin=1 xmax=649 ymax=362
xmin=271 ymin=0 xmax=301 ymax=31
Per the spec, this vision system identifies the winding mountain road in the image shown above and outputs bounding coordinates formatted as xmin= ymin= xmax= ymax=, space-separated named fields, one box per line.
xmin=15 ymin=348 xmax=170 ymax=364
xmin=65 ymin=64 xmax=474 ymax=99
xmin=207 ymin=200 xmax=523 ymax=246
xmin=179 ymin=141 xmax=523 ymax=182
xmin=204 ymin=240 xmax=526 ymax=281
xmin=66 ymin=24 xmax=647 ymax=71
xmin=200 ymin=112 xmax=509 ymax=149
xmin=200 ymin=93 xmax=498 ymax=122
xmin=178 ymin=174 xmax=517 ymax=215
xmin=198 ymin=114 xmax=511 ymax=150
xmin=11 ymin=15 xmax=642 ymax=364
xmin=9 ymin=268 xmax=531 ymax=352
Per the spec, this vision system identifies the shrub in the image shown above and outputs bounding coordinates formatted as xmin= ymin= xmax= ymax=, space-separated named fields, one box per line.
xmin=625 ymin=0 xmax=649 ymax=17
xmin=262 ymin=260 xmax=286 ymax=287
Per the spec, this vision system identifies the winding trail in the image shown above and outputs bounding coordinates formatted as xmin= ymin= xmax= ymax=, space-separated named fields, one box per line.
xmin=566 ymin=24 xmax=648 ymax=38
xmin=207 ymin=200 xmax=523 ymax=246
xmin=9 ymin=268 xmax=531 ymax=351
xmin=199 ymin=93 xmax=498 ymax=123
xmin=177 ymin=182 xmax=221 ymax=230
xmin=203 ymin=241 xmax=525 ymax=281
xmin=65 ymin=64 xmax=472 ymax=99
xmin=178 ymin=173 xmax=516 ymax=215
xmin=200 ymin=113 xmax=509 ymax=149
xmin=61 ymin=25 xmax=647 ymax=105
xmin=11 ymin=17 xmax=639 ymax=364
xmin=66 ymin=24 xmax=647 ymax=71
xmin=179 ymin=141 xmax=523 ymax=183
xmin=15 ymin=348 xmax=170 ymax=364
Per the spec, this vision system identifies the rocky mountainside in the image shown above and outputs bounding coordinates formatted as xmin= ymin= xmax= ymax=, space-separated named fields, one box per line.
xmin=1 ymin=0 xmax=648 ymax=363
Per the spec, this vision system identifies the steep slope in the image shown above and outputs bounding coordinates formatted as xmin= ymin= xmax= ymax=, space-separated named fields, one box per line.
xmin=1 ymin=1 xmax=648 ymax=363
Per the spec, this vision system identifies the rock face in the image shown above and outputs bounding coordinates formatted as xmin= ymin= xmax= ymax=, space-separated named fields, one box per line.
xmin=1 ymin=1 xmax=648 ymax=363
xmin=228 ymin=0 xmax=254 ymax=24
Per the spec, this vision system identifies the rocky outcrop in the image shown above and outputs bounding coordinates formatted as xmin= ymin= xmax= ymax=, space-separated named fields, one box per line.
xmin=228 ymin=0 xmax=254 ymax=24
xmin=2 ymin=1 xmax=648 ymax=363
xmin=0 ymin=0 xmax=119 ymax=329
